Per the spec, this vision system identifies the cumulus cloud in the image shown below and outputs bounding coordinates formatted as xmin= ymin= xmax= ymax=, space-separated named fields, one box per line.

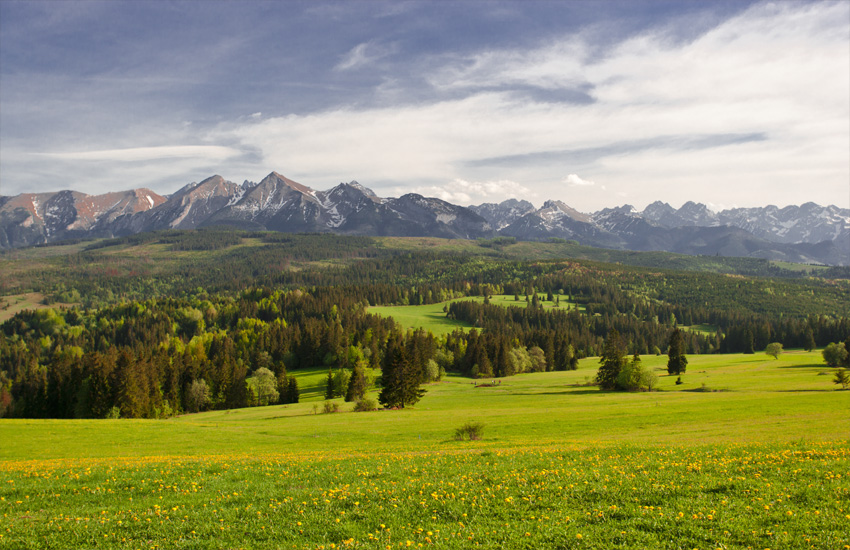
xmin=564 ymin=174 xmax=595 ymax=187
xmin=407 ymin=178 xmax=535 ymax=206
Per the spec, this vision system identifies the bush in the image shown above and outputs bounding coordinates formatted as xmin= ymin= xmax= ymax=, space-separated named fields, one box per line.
xmin=353 ymin=397 xmax=378 ymax=412
xmin=454 ymin=421 xmax=485 ymax=441
xmin=641 ymin=368 xmax=658 ymax=391
xmin=834 ymin=368 xmax=850 ymax=389
xmin=822 ymin=342 xmax=848 ymax=368
xmin=322 ymin=401 xmax=340 ymax=414
xmin=616 ymin=354 xmax=656 ymax=391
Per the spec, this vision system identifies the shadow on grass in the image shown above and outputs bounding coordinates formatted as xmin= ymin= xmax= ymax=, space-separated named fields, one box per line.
xmin=508 ymin=389 xmax=605 ymax=396
xmin=778 ymin=363 xmax=828 ymax=369
xmin=438 ymin=438 xmax=505 ymax=446
xmin=775 ymin=389 xmax=836 ymax=393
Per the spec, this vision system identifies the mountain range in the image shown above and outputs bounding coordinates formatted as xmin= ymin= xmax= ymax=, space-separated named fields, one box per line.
xmin=2 ymin=172 xmax=848 ymax=265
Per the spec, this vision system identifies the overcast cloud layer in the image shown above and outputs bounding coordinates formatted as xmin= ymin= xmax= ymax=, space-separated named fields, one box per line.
xmin=1 ymin=0 xmax=847 ymax=211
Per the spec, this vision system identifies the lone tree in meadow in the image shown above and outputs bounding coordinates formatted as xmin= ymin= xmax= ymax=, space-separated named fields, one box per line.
xmin=822 ymin=342 xmax=848 ymax=368
xmin=596 ymin=329 xmax=627 ymax=390
xmin=765 ymin=342 xmax=783 ymax=360
xmin=667 ymin=327 xmax=688 ymax=375
xmin=379 ymin=334 xmax=426 ymax=408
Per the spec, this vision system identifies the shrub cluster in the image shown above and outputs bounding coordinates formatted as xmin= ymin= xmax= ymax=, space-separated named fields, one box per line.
xmin=454 ymin=421 xmax=485 ymax=441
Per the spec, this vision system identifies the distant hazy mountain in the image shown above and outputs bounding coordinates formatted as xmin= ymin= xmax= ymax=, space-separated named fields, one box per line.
xmin=1 ymin=173 xmax=847 ymax=265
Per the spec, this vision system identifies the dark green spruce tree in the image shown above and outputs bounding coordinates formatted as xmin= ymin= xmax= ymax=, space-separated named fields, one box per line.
xmin=286 ymin=375 xmax=299 ymax=404
xmin=667 ymin=327 xmax=688 ymax=375
xmin=379 ymin=334 xmax=426 ymax=409
xmin=324 ymin=369 xmax=335 ymax=400
xmin=345 ymin=363 xmax=367 ymax=402
xmin=597 ymin=329 xmax=627 ymax=390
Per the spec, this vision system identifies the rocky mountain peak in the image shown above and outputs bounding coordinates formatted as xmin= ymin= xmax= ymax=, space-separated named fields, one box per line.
xmin=678 ymin=201 xmax=716 ymax=221
xmin=541 ymin=200 xmax=590 ymax=223
xmin=262 ymin=172 xmax=314 ymax=196
xmin=468 ymin=198 xmax=536 ymax=230
xmin=595 ymin=204 xmax=637 ymax=217
xmin=343 ymin=181 xmax=378 ymax=199
xmin=1 ymin=172 xmax=847 ymax=265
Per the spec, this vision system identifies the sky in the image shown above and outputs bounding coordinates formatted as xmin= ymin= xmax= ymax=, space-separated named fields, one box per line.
xmin=1 ymin=0 xmax=848 ymax=212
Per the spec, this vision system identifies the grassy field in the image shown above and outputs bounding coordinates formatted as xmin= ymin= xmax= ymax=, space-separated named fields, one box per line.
xmin=1 ymin=351 xmax=848 ymax=549
xmin=368 ymin=295 xmax=584 ymax=336
xmin=0 ymin=293 xmax=46 ymax=324
xmin=0 ymin=293 xmax=78 ymax=324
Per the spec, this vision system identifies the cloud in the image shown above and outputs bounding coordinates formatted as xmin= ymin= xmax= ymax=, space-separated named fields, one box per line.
xmin=335 ymin=41 xmax=394 ymax=71
xmin=2 ymin=2 xmax=847 ymax=212
xmin=428 ymin=39 xmax=590 ymax=92
xmin=3 ymin=145 xmax=249 ymax=196
xmin=216 ymin=1 xmax=845 ymax=211
xmin=406 ymin=178 xmax=535 ymax=206
xmin=564 ymin=174 xmax=594 ymax=187
xmin=38 ymin=145 xmax=242 ymax=162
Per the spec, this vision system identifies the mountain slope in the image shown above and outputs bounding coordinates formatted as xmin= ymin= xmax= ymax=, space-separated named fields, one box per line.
xmin=1 ymin=176 xmax=847 ymax=265
xmin=0 ymin=189 xmax=165 ymax=247
xmin=501 ymin=200 xmax=624 ymax=248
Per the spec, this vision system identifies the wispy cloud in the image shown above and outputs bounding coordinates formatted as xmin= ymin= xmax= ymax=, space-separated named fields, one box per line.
xmin=216 ymin=1 xmax=847 ymax=210
xmin=38 ymin=146 xmax=242 ymax=162
xmin=335 ymin=41 xmax=394 ymax=71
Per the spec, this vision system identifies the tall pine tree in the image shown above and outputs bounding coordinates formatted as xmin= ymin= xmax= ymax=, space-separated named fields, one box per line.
xmin=345 ymin=363 xmax=367 ymax=402
xmin=379 ymin=334 xmax=426 ymax=408
xmin=667 ymin=327 xmax=688 ymax=375
xmin=597 ymin=329 xmax=627 ymax=390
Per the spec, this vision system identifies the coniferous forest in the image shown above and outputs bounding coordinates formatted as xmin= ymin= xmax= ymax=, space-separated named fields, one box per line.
xmin=1 ymin=230 xmax=848 ymax=418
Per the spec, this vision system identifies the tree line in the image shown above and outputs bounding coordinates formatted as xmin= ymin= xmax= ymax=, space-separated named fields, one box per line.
xmin=2 ymin=236 xmax=849 ymax=418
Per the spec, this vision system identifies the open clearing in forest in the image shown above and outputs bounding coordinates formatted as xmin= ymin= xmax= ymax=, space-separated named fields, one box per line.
xmin=368 ymin=294 xmax=584 ymax=336
xmin=1 ymin=351 xmax=847 ymax=549
xmin=0 ymin=293 xmax=77 ymax=324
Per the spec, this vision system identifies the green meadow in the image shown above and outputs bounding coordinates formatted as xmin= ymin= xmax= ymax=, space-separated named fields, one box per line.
xmin=1 ymin=351 xmax=848 ymax=549
xmin=368 ymin=295 xmax=584 ymax=336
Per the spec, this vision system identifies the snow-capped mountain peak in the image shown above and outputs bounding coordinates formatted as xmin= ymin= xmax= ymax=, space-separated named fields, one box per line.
xmin=1 ymin=173 xmax=847 ymax=265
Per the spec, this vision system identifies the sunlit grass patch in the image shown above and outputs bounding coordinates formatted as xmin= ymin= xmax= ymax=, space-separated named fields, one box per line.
xmin=0 ymin=443 xmax=846 ymax=549
xmin=1 ymin=350 xmax=847 ymax=548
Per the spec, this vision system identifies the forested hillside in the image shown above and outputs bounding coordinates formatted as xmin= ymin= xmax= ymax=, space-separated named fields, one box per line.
xmin=1 ymin=231 xmax=848 ymax=418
